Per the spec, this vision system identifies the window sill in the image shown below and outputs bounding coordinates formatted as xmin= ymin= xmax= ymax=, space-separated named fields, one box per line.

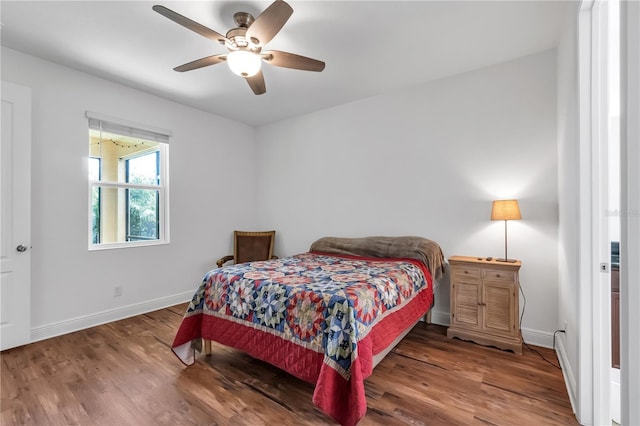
xmin=88 ymin=239 xmax=169 ymax=251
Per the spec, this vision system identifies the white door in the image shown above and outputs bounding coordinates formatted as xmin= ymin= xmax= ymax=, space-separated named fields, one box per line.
xmin=1 ymin=81 xmax=32 ymax=351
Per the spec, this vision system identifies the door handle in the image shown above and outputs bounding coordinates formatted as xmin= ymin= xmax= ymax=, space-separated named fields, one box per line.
xmin=16 ymin=245 xmax=28 ymax=252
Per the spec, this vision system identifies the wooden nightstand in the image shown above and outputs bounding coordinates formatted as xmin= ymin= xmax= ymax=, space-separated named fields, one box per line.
xmin=447 ymin=256 xmax=522 ymax=354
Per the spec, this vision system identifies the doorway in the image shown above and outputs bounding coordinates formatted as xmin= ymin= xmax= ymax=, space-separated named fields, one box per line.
xmin=0 ymin=81 xmax=32 ymax=351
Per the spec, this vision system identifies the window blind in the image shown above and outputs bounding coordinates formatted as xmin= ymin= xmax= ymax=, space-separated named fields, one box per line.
xmin=86 ymin=111 xmax=172 ymax=144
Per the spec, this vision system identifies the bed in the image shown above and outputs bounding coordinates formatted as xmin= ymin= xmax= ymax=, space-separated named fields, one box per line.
xmin=171 ymin=236 xmax=445 ymax=426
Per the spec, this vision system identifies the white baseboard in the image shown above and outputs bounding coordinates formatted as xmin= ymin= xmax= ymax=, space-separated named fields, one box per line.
xmin=556 ymin=334 xmax=578 ymax=416
xmin=521 ymin=327 xmax=556 ymax=348
xmin=30 ymin=291 xmax=193 ymax=344
xmin=611 ymin=367 xmax=621 ymax=424
xmin=427 ymin=312 xmax=558 ymax=350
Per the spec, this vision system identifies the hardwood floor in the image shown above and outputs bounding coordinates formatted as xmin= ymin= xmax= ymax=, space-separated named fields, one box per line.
xmin=1 ymin=303 xmax=577 ymax=425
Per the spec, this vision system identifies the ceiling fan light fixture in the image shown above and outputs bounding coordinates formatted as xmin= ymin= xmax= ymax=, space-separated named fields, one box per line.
xmin=227 ymin=50 xmax=262 ymax=77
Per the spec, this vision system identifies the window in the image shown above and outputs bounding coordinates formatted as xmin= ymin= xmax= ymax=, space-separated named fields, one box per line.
xmin=125 ymin=151 xmax=160 ymax=241
xmin=89 ymin=157 xmax=101 ymax=244
xmin=88 ymin=113 xmax=170 ymax=249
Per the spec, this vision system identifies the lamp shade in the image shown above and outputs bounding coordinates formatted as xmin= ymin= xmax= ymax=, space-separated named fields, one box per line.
xmin=491 ymin=199 xmax=521 ymax=221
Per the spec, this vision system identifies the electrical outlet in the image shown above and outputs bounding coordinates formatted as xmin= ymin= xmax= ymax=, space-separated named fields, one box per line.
xmin=114 ymin=285 xmax=123 ymax=297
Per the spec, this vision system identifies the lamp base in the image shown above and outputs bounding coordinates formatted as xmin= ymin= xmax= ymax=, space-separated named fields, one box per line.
xmin=496 ymin=258 xmax=518 ymax=263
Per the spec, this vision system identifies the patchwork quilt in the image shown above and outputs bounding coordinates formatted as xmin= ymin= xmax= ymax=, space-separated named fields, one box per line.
xmin=172 ymin=252 xmax=433 ymax=426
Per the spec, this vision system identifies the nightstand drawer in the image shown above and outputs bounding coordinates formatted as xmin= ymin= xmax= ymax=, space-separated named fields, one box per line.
xmin=484 ymin=269 xmax=516 ymax=282
xmin=452 ymin=266 xmax=482 ymax=279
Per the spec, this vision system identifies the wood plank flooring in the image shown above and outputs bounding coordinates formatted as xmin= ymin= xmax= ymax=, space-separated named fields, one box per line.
xmin=1 ymin=303 xmax=577 ymax=425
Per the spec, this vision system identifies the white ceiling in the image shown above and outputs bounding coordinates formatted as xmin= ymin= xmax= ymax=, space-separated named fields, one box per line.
xmin=0 ymin=1 xmax=569 ymax=127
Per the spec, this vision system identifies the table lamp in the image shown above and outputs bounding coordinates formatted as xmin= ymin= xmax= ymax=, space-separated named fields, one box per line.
xmin=491 ymin=199 xmax=521 ymax=263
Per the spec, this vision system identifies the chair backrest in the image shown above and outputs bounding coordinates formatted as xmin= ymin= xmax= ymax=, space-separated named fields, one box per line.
xmin=234 ymin=230 xmax=276 ymax=264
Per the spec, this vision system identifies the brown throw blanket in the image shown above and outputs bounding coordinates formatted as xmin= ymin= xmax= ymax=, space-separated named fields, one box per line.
xmin=310 ymin=236 xmax=446 ymax=281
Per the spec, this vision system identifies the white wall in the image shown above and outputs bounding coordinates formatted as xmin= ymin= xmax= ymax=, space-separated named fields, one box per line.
xmin=255 ymin=50 xmax=559 ymax=342
xmin=0 ymin=45 xmax=563 ymax=348
xmin=556 ymin=1 xmax=580 ymax=411
xmin=1 ymin=47 xmax=258 ymax=339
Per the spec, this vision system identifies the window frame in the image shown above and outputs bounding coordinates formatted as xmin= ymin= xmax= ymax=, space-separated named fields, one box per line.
xmin=87 ymin=113 xmax=170 ymax=251
xmin=124 ymin=149 xmax=161 ymax=242
xmin=89 ymin=156 xmax=102 ymax=244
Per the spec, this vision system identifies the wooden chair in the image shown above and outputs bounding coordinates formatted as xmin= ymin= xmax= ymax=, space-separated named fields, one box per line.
xmin=216 ymin=230 xmax=277 ymax=268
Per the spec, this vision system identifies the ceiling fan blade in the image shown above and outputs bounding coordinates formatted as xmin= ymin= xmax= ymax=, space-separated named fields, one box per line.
xmin=153 ymin=5 xmax=228 ymax=44
xmin=262 ymin=50 xmax=325 ymax=72
xmin=245 ymin=70 xmax=266 ymax=95
xmin=245 ymin=0 xmax=293 ymax=47
xmin=174 ymin=54 xmax=227 ymax=72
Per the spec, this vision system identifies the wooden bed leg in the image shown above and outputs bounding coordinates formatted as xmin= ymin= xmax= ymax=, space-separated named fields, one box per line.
xmin=424 ymin=298 xmax=436 ymax=324
xmin=425 ymin=310 xmax=432 ymax=324
xmin=203 ymin=339 xmax=212 ymax=355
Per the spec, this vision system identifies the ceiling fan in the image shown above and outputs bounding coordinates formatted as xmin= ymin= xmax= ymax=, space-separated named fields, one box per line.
xmin=153 ymin=0 xmax=325 ymax=95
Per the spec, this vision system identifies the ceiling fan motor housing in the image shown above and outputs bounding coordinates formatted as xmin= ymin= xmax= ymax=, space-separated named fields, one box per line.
xmin=233 ymin=12 xmax=254 ymax=28
xmin=225 ymin=26 xmax=261 ymax=53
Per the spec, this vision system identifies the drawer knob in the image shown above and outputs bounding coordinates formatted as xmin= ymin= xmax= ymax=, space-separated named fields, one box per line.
xmin=496 ymin=274 xmax=501 ymax=277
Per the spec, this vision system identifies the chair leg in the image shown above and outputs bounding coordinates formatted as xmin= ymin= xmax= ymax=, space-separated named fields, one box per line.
xmin=203 ymin=339 xmax=212 ymax=355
